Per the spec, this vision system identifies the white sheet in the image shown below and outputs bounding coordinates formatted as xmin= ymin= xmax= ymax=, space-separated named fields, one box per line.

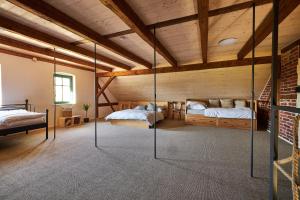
xmin=0 ymin=118 xmax=46 ymax=130
xmin=0 ymin=109 xmax=46 ymax=127
xmin=204 ymin=107 xmax=255 ymax=119
xmin=105 ymin=109 xmax=164 ymax=126
xmin=187 ymin=109 xmax=205 ymax=115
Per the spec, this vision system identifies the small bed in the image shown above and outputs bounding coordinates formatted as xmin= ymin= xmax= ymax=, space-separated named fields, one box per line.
xmin=185 ymin=99 xmax=257 ymax=130
xmin=0 ymin=99 xmax=48 ymax=139
xmin=105 ymin=101 xmax=168 ymax=128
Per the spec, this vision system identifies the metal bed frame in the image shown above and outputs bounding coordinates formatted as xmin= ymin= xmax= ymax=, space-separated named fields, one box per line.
xmin=0 ymin=99 xmax=48 ymax=139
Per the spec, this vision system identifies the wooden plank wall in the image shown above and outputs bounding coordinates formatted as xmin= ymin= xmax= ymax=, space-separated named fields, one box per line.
xmin=106 ymin=64 xmax=271 ymax=101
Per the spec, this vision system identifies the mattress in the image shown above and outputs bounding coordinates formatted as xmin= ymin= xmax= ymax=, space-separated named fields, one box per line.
xmin=0 ymin=109 xmax=46 ymax=130
xmin=186 ymin=109 xmax=205 ymax=115
xmin=204 ymin=107 xmax=255 ymax=119
xmin=0 ymin=118 xmax=46 ymax=130
xmin=105 ymin=109 xmax=164 ymax=126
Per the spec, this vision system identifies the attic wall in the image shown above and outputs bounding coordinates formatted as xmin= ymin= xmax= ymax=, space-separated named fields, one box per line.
xmin=0 ymin=53 xmax=117 ymax=126
xmin=107 ymin=64 xmax=271 ymax=102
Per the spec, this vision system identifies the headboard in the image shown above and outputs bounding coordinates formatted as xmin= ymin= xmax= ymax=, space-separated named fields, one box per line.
xmin=0 ymin=99 xmax=33 ymax=111
xmin=186 ymin=98 xmax=258 ymax=112
xmin=118 ymin=101 xmax=169 ymax=110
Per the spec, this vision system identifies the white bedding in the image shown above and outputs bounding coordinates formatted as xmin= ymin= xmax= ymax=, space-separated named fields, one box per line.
xmin=0 ymin=109 xmax=46 ymax=129
xmin=187 ymin=109 xmax=205 ymax=115
xmin=204 ymin=107 xmax=255 ymax=119
xmin=105 ymin=109 xmax=164 ymax=126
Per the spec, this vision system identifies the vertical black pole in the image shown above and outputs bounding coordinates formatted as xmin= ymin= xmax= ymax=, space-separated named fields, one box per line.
xmin=250 ymin=2 xmax=255 ymax=178
xmin=154 ymin=26 xmax=157 ymax=159
xmin=53 ymin=47 xmax=57 ymax=139
xmin=94 ymin=43 xmax=98 ymax=147
xmin=270 ymin=0 xmax=279 ymax=199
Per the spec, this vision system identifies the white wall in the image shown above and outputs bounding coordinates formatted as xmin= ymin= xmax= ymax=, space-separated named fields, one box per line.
xmin=0 ymin=53 xmax=116 ymax=126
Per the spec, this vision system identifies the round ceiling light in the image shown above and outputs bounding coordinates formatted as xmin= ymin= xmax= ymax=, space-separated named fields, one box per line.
xmin=218 ymin=38 xmax=238 ymax=46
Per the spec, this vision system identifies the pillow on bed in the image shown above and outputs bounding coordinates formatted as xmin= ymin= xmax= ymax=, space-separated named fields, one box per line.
xmin=133 ymin=105 xmax=146 ymax=110
xmin=220 ymin=99 xmax=234 ymax=108
xmin=187 ymin=101 xmax=207 ymax=110
xmin=209 ymin=99 xmax=220 ymax=108
xmin=234 ymin=100 xmax=247 ymax=108
xmin=147 ymin=103 xmax=155 ymax=111
xmin=147 ymin=103 xmax=163 ymax=112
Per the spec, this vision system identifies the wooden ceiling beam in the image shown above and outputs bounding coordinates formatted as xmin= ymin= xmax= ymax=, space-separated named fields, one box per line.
xmin=237 ymin=0 xmax=300 ymax=59
xmin=103 ymin=0 xmax=273 ymax=39
xmin=99 ymin=0 xmax=177 ymax=67
xmin=97 ymin=56 xmax=274 ymax=77
xmin=197 ymin=0 xmax=209 ymax=63
xmin=0 ymin=48 xmax=94 ymax=72
xmin=0 ymin=35 xmax=112 ymax=71
xmin=7 ymin=0 xmax=152 ymax=69
xmin=0 ymin=15 xmax=131 ymax=70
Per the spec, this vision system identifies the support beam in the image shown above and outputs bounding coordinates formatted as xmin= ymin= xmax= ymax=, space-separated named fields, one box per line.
xmin=99 ymin=0 xmax=177 ymax=67
xmin=96 ymin=76 xmax=116 ymax=97
xmin=7 ymin=0 xmax=152 ymax=69
xmin=0 ymin=48 xmax=94 ymax=72
xmin=197 ymin=0 xmax=209 ymax=63
xmin=97 ymin=56 xmax=274 ymax=77
xmin=238 ymin=0 xmax=300 ymax=59
xmin=97 ymin=79 xmax=115 ymax=112
xmin=0 ymin=15 xmax=132 ymax=70
xmin=0 ymin=35 xmax=112 ymax=71
xmin=103 ymin=0 xmax=273 ymax=39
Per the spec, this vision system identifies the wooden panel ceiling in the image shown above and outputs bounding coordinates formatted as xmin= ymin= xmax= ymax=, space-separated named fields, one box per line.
xmin=0 ymin=0 xmax=299 ymax=71
xmin=0 ymin=0 xmax=83 ymax=42
xmin=46 ymin=0 xmax=130 ymax=35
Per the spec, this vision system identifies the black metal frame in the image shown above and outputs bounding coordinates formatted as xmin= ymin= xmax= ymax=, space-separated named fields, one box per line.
xmin=94 ymin=43 xmax=98 ymax=147
xmin=250 ymin=2 xmax=256 ymax=178
xmin=153 ymin=26 xmax=157 ymax=159
xmin=0 ymin=99 xmax=48 ymax=139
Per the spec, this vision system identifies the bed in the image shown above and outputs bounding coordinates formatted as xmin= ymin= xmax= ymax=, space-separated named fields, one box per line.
xmin=105 ymin=101 xmax=168 ymax=128
xmin=0 ymin=99 xmax=48 ymax=139
xmin=185 ymin=99 xmax=257 ymax=130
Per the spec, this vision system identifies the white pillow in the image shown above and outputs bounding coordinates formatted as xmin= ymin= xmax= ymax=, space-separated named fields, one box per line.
xmin=187 ymin=101 xmax=207 ymax=110
xmin=133 ymin=105 xmax=146 ymax=110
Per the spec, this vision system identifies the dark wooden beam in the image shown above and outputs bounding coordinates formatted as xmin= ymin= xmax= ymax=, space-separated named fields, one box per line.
xmin=0 ymin=35 xmax=112 ymax=71
xmin=98 ymin=102 xmax=118 ymax=107
xmin=0 ymin=15 xmax=132 ymax=70
xmin=238 ymin=0 xmax=300 ymax=59
xmin=103 ymin=0 xmax=273 ymax=39
xmin=99 ymin=0 xmax=177 ymax=67
xmin=281 ymin=38 xmax=300 ymax=53
xmin=197 ymin=0 xmax=209 ymax=63
xmin=97 ymin=79 xmax=115 ymax=111
xmin=7 ymin=0 xmax=152 ymax=69
xmin=96 ymin=76 xmax=116 ymax=97
xmin=97 ymin=56 xmax=275 ymax=77
xmin=0 ymin=48 xmax=94 ymax=72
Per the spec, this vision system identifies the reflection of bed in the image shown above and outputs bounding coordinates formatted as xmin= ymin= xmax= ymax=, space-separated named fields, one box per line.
xmin=105 ymin=101 xmax=168 ymax=128
xmin=0 ymin=100 xmax=48 ymax=139
xmin=185 ymin=99 xmax=257 ymax=130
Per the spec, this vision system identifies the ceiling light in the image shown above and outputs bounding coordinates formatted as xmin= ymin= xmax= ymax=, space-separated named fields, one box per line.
xmin=218 ymin=38 xmax=237 ymax=46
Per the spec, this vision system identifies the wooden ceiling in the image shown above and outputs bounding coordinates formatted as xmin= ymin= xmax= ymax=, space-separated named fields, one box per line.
xmin=0 ymin=0 xmax=299 ymax=73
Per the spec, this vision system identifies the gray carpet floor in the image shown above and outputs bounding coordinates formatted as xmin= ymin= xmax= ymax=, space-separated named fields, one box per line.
xmin=0 ymin=120 xmax=292 ymax=200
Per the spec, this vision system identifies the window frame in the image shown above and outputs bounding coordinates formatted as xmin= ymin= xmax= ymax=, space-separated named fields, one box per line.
xmin=54 ymin=73 xmax=74 ymax=105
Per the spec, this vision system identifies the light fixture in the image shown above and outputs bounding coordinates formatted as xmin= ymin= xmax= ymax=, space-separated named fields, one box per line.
xmin=218 ymin=38 xmax=238 ymax=46
xmin=32 ymin=57 xmax=37 ymax=62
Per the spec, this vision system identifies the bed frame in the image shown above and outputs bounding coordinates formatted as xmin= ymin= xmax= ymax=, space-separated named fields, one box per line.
xmin=0 ymin=99 xmax=48 ymax=139
xmin=107 ymin=101 xmax=168 ymax=128
xmin=185 ymin=99 xmax=257 ymax=130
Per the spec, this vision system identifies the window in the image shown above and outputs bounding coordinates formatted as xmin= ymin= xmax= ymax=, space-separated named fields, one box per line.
xmin=54 ymin=73 xmax=75 ymax=104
